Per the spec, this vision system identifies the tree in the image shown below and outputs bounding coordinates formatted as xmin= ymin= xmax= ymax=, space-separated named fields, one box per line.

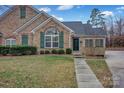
xmin=90 ymin=8 xmax=106 ymax=28
xmin=115 ymin=16 xmax=124 ymax=36
xmin=108 ymin=16 xmax=114 ymax=36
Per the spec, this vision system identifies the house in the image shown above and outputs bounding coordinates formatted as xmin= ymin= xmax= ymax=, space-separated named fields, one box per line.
xmin=0 ymin=5 xmax=106 ymax=56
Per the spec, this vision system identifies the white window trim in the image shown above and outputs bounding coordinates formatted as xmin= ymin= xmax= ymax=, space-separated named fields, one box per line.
xmin=45 ymin=29 xmax=59 ymax=48
xmin=5 ymin=38 xmax=16 ymax=46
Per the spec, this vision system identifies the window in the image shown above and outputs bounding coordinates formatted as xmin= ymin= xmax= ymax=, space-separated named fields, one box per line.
xmin=6 ymin=38 xmax=16 ymax=46
xmin=45 ymin=28 xmax=59 ymax=48
xmin=22 ymin=35 xmax=28 ymax=46
xmin=20 ymin=6 xmax=26 ymax=18
xmin=85 ymin=39 xmax=93 ymax=47
xmin=95 ymin=39 xmax=104 ymax=47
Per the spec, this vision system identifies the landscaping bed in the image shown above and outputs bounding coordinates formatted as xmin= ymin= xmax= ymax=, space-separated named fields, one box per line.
xmin=0 ymin=55 xmax=77 ymax=88
xmin=86 ymin=59 xmax=113 ymax=88
xmin=0 ymin=46 xmax=37 ymax=56
xmin=0 ymin=46 xmax=72 ymax=56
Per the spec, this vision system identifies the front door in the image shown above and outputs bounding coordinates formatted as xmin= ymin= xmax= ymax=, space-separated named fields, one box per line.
xmin=73 ymin=38 xmax=79 ymax=51
xmin=0 ymin=37 xmax=2 ymax=45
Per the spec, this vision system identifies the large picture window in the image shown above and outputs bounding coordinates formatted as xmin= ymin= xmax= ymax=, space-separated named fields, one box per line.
xmin=5 ymin=38 xmax=16 ymax=46
xmin=45 ymin=28 xmax=59 ymax=48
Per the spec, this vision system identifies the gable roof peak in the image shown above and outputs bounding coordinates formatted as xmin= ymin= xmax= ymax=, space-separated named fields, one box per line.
xmin=0 ymin=5 xmax=40 ymax=21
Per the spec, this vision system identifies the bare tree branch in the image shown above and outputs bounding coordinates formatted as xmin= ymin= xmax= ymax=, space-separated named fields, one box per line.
xmin=114 ymin=16 xmax=124 ymax=36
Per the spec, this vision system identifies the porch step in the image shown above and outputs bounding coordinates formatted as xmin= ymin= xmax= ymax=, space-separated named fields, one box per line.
xmin=73 ymin=52 xmax=83 ymax=58
xmin=74 ymin=55 xmax=83 ymax=58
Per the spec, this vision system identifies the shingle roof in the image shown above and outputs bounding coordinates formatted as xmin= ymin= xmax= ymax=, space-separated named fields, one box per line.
xmin=62 ymin=21 xmax=107 ymax=36
xmin=92 ymin=28 xmax=107 ymax=35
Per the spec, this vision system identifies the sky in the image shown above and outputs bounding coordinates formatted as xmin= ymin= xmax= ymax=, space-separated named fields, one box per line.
xmin=1 ymin=5 xmax=124 ymax=23
xmin=34 ymin=5 xmax=124 ymax=23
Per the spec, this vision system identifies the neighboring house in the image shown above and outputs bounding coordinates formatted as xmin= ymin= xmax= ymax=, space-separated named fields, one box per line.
xmin=0 ymin=5 xmax=106 ymax=56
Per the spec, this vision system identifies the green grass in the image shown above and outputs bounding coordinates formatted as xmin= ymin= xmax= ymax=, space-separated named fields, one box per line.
xmin=0 ymin=55 xmax=77 ymax=88
xmin=86 ymin=59 xmax=113 ymax=88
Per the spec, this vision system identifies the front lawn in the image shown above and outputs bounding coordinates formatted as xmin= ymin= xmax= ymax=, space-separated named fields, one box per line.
xmin=0 ymin=55 xmax=77 ymax=88
xmin=86 ymin=59 xmax=113 ymax=88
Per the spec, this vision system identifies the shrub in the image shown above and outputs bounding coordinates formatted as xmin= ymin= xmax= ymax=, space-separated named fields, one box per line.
xmin=66 ymin=48 xmax=72 ymax=54
xmin=51 ymin=49 xmax=58 ymax=54
xmin=40 ymin=50 xmax=45 ymax=54
xmin=23 ymin=51 xmax=32 ymax=55
xmin=58 ymin=49 xmax=65 ymax=54
xmin=0 ymin=46 xmax=37 ymax=56
xmin=0 ymin=46 xmax=10 ymax=55
xmin=20 ymin=46 xmax=37 ymax=55
xmin=44 ymin=50 xmax=50 ymax=54
xmin=1 ymin=49 xmax=9 ymax=55
xmin=9 ymin=48 xmax=19 ymax=56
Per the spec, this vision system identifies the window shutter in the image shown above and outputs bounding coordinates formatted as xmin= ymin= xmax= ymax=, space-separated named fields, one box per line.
xmin=40 ymin=32 xmax=45 ymax=48
xmin=59 ymin=32 xmax=64 ymax=48
xmin=20 ymin=6 xmax=26 ymax=18
xmin=22 ymin=35 xmax=28 ymax=46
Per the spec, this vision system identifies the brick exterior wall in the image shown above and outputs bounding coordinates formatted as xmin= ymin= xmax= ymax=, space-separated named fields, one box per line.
xmin=0 ymin=5 xmax=106 ymax=56
xmin=0 ymin=6 xmax=38 ymax=44
xmin=17 ymin=14 xmax=49 ymax=46
xmin=0 ymin=5 xmax=71 ymax=50
xmin=33 ymin=20 xmax=70 ymax=49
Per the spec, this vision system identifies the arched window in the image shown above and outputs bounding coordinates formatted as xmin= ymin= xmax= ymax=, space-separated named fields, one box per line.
xmin=5 ymin=38 xmax=16 ymax=46
xmin=45 ymin=28 xmax=59 ymax=48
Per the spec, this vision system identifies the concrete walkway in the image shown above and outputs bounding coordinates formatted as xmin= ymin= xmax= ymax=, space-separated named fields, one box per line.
xmin=74 ymin=58 xmax=103 ymax=88
xmin=105 ymin=51 xmax=124 ymax=88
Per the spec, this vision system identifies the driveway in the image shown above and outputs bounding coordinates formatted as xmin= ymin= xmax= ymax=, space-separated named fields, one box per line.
xmin=105 ymin=51 xmax=124 ymax=88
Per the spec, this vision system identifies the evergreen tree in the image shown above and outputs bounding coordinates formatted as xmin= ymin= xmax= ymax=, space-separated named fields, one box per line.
xmin=90 ymin=8 xmax=105 ymax=28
